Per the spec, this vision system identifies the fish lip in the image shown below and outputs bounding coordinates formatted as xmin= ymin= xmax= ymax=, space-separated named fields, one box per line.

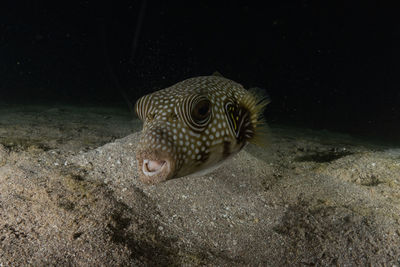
xmin=136 ymin=148 xmax=176 ymax=184
xmin=142 ymin=159 xmax=169 ymax=176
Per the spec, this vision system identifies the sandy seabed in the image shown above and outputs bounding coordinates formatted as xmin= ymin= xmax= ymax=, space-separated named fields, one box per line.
xmin=0 ymin=104 xmax=399 ymax=266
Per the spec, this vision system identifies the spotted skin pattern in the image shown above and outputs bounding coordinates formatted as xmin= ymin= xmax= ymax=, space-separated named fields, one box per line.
xmin=135 ymin=75 xmax=269 ymax=184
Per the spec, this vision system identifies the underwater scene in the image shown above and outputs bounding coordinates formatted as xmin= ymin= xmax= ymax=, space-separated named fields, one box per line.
xmin=1 ymin=1 xmax=399 ymax=266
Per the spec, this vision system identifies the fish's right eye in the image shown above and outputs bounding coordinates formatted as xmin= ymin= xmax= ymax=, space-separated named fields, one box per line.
xmin=135 ymin=94 xmax=152 ymax=121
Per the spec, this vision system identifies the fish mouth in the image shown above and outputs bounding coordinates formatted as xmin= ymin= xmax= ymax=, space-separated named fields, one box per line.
xmin=136 ymin=148 xmax=175 ymax=184
xmin=142 ymin=159 xmax=168 ymax=176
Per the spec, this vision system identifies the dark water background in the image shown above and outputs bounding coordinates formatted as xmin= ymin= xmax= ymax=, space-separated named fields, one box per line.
xmin=1 ymin=1 xmax=399 ymax=144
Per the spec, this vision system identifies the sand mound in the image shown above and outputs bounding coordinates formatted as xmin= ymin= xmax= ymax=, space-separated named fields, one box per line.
xmin=1 ymin=106 xmax=399 ymax=265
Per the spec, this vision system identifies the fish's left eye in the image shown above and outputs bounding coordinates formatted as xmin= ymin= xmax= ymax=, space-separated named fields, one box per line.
xmin=192 ymin=99 xmax=211 ymax=123
xmin=178 ymin=95 xmax=212 ymax=131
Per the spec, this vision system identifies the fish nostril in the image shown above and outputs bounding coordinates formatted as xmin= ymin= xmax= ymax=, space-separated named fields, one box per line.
xmin=168 ymin=113 xmax=178 ymax=122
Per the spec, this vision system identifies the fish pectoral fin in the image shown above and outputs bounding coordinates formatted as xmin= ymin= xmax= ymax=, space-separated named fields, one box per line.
xmin=240 ymin=87 xmax=272 ymax=148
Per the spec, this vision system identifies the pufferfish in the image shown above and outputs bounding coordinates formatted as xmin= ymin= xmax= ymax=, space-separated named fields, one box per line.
xmin=135 ymin=73 xmax=270 ymax=185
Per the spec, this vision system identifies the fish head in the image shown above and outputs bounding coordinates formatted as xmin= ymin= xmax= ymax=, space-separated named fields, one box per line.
xmin=135 ymin=75 xmax=270 ymax=185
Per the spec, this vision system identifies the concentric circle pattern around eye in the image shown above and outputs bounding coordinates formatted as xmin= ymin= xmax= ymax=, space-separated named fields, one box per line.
xmin=178 ymin=94 xmax=212 ymax=132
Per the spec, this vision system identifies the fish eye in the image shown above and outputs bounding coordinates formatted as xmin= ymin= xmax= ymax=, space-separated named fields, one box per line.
xmin=192 ymin=98 xmax=211 ymax=123
xmin=134 ymin=94 xmax=153 ymax=121
xmin=178 ymin=95 xmax=212 ymax=131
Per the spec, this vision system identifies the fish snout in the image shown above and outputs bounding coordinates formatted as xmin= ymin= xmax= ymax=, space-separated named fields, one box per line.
xmin=136 ymin=143 xmax=177 ymax=185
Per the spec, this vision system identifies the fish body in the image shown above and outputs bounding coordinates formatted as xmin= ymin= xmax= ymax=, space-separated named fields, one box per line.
xmin=135 ymin=74 xmax=270 ymax=184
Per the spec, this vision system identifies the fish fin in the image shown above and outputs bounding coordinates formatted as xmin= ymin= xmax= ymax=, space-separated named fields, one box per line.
xmin=240 ymin=87 xmax=271 ymax=148
xmin=248 ymin=87 xmax=272 ymax=105
xmin=249 ymin=120 xmax=271 ymax=148
xmin=212 ymin=71 xmax=224 ymax=77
